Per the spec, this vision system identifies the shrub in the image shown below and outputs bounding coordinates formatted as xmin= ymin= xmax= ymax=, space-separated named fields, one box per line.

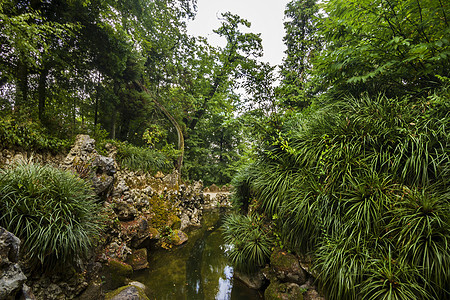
xmin=0 ymin=162 xmax=103 ymax=271
xmin=229 ymin=92 xmax=449 ymax=299
xmin=222 ymin=213 xmax=274 ymax=273
xmin=101 ymin=140 xmax=173 ymax=174
xmin=0 ymin=117 xmax=70 ymax=153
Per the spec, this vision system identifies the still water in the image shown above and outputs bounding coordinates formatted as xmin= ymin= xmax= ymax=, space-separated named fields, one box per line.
xmin=132 ymin=209 xmax=263 ymax=300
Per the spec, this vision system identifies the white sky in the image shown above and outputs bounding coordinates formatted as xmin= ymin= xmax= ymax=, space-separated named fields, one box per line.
xmin=186 ymin=0 xmax=290 ymax=66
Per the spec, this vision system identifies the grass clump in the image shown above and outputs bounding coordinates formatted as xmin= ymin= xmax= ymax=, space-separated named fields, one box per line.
xmin=103 ymin=140 xmax=173 ymax=174
xmin=222 ymin=213 xmax=274 ymax=273
xmin=0 ymin=162 xmax=103 ymax=272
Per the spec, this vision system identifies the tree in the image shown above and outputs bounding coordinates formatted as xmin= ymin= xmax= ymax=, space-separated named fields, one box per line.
xmin=312 ymin=0 xmax=450 ymax=98
xmin=277 ymin=0 xmax=321 ymax=108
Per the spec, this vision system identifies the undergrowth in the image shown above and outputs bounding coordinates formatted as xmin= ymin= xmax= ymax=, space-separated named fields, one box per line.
xmin=0 ymin=162 xmax=103 ymax=272
xmin=98 ymin=140 xmax=173 ymax=174
xmin=226 ymin=92 xmax=450 ymax=299
xmin=0 ymin=117 xmax=71 ymax=153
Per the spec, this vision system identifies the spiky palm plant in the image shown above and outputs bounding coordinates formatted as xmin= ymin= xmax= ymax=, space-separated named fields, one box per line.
xmin=0 ymin=162 xmax=103 ymax=272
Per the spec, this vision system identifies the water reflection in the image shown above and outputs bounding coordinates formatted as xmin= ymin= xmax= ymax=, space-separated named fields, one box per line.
xmin=216 ymin=266 xmax=233 ymax=299
xmin=132 ymin=209 xmax=263 ymax=300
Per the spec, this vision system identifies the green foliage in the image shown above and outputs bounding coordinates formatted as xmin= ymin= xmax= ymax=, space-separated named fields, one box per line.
xmin=114 ymin=141 xmax=173 ymax=174
xmin=0 ymin=117 xmax=71 ymax=152
xmin=229 ymin=163 xmax=257 ymax=213
xmin=0 ymin=162 xmax=103 ymax=271
xmin=143 ymin=124 xmax=167 ymax=149
xmin=230 ymin=92 xmax=449 ymax=299
xmin=278 ymin=0 xmax=321 ymax=108
xmin=359 ymin=249 xmax=433 ymax=300
xmin=312 ymin=0 xmax=450 ymax=97
xmin=222 ymin=213 xmax=274 ymax=273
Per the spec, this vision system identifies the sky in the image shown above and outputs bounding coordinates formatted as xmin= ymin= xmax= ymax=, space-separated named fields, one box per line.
xmin=186 ymin=0 xmax=291 ymax=67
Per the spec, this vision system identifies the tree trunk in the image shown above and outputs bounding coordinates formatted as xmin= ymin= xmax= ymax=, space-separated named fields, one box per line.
xmin=110 ymin=111 xmax=116 ymax=140
xmin=94 ymin=72 xmax=100 ymax=130
xmin=38 ymin=66 xmax=49 ymax=122
xmin=136 ymin=82 xmax=185 ymax=175
xmin=15 ymin=59 xmax=28 ymax=112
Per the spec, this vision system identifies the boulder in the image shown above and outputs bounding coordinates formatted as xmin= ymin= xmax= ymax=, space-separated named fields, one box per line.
xmin=170 ymin=230 xmax=188 ymax=246
xmin=91 ymin=156 xmax=116 ymax=198
xmin=270 ymin=249 xmax=307 ymax=285
xmin=105 ymin=285 xmax=149 ymax=300
xmin=0 ymin=227 xmax=27 ymax=300
xmin=21 ymin=284 xmax=36 ymax=300
xmin=77 ymin=280 xmax=103 ymax=300
xmin=264 ymin=281 xmax=304 ymax=300
xmin=63 ymin=134 xmax=116 ymax=201
xmin=209 ymin=184 xmax=220 ymax=192
xmin=102 ymin=259 xmax=133 ymax=290
xmin=234 ymin=270 xmax=266 ymax=290
xmin=127 ymin=249 xmax=149 ymax=271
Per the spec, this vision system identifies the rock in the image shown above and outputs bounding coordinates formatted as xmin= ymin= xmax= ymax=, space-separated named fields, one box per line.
xmin=103 ymin=259 xmax=133 ymax=290
xmin=0 ymin=227 xmax=27 ymax=300
xmin=162 ymin=170 xmax=179 ymax=189
xmin=264 ymin=281 xmax=304 ymax=300
xmin=76 ymin=280 xmax=103 ymax=300
xmin=179 ymin=214 xmax=190 ymax=231
xmin=270 ymin=249 xmax=307 ymax=285
xmin=209 ymin=184 xmax=219 ymax=192
xmin=105 ymin=285 xmax=149 ymax=300
xmin=114 ymin=202 xmax=137 ymax=221
xmin=127 ymin=249 xmax=149 ymax=271
xmin=104 ymin=242 xmax=132 ymax=261
xmin=304 ymin=288 xmax=326 ymax=300
xmin=192 ymin=180 xmax=203 ymax=192
xmin=128 ymin=281 xmax=147 ymax=292
xmin=170 ymin=230 xmax=188 ymax=246
xmin=63 ymin=134 xmax=115 ymax=201
xmin=154 ymin=171 xmax=164 ymax=179
xmin=91 ymin=156 xmax=116 ymax=198
xmin=20 ymin=284 xmax=36 ymax=300
xmin=234 ymin=270 xmax=266 ymax=290
xmin=0 ymin=264 xmax=27 ymax=299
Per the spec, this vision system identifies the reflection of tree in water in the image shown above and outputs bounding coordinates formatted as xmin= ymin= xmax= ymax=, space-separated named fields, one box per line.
xmin=132 ymin=210 xmax=262 ymax=300
xmin=203 ymin=229 xmax=233 ymax=299
xmin=186 ymin=216 xmax=223 ymax=300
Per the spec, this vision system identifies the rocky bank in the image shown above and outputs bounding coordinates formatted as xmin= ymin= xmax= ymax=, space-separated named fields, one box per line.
xmin=0 ymin=135 xmax=231 ymax=299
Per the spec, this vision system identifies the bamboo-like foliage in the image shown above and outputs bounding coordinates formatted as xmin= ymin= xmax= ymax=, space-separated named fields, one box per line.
xmin=0 ymin=162 xmax=103 ymax=272
xmin=228 ymin=92 xmax=449 ymax=299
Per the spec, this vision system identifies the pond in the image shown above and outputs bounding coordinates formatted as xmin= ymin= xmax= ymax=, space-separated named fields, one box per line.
xmin=131 ymin=209 xmax=263 ymax=300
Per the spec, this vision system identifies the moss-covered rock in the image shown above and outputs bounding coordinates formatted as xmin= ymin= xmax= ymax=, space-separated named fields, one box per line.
xmin=264 ymin=281 xmax=304 ymax=300
xmin=103 ymin=259 xmax=133 ymax=289
xmin=105 ymin=285 xmax=149 ymax=300
xmin=270 ymin=249 xmax=306 ymax=285
xmin=170 ymin=215 xmax=181 ymax=230
xmin=169 ymin=230 xmax=188 ymax=246
xmin=126 ymin=248 xmax=149 ymax=271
